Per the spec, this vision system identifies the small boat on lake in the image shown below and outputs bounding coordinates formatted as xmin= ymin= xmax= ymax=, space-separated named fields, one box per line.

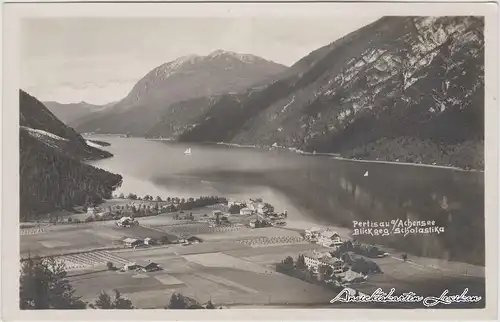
xmin=184 ymin=148 xmax=192 ymax=156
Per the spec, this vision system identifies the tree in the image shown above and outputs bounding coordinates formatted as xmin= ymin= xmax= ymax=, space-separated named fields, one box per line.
xmin=228 ymin=204 xmax=242 ymax=214
xmin=20 ymin=256 xmax=87 ymax=309
xmin=106 ymin=262 xmax=114 ymax=270
xmin=180 ymin=198 xmax=186 ymax=204
xmin=318 ymin=265 xmax=334 ymax=280
xmin=112 ymin=290 xmax=134 ymax=309
xmin=91 ymin=291 xmax=113 ymax=309
xmin=296 ymin=255 xmax=306 ymax=270
xmin=118 ymin=193 xmax=125 ymax=199
xmin=205 ymin=300 xmax=215 ymax=309
xmin=160 ymin=236 xmax=171 ymax=245
xmin=165 ymin=293 xmax=203 ymax=309
xmin=127 ymin=193 xmax=137 ymax=200
xmin=304 ymin=268 xmax=314 ymax=282
xmin=90 ymin=290 xmax=133 ymax=309
xmin=167 ymin=197 xmax=171 ymax=203
xmin=156 ymin=196 xmax=163 ymax=202
xmin=166 ymin=293 xmax=188 ymax=309
xmin=281 ymin=256 xmax=294 ymax=271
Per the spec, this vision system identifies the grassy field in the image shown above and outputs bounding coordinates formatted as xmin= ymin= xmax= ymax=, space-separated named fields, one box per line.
xmin=20 ymin=222 xmax=176 ymax=257
xmin=68 ymin=253 xmax=336 ymax=308
xmin=21 ymin=206 xmax=485 ymax=309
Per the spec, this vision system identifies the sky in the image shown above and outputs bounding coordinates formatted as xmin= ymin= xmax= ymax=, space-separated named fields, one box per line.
xmin=21 ymin=16 xmax=379 ymax=105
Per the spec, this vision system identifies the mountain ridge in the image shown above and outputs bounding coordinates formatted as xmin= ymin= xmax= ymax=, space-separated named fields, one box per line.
xmin=177 ymin=16 xmax=484 ymax=170
xmin=73 ymin=50 xmax=287 ymax=136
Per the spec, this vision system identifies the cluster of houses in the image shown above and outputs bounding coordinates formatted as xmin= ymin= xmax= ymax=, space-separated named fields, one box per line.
xmin=120 ymin=261 xmax=162 ymax=273
xmin=299 ymin=227 xmax=386 ymax=286
xmin=121 ymin=234 xmax=203 ymax=249
xmin=305 ymin=227 xmax=344 ymax=248
xmin=301 ymin=250 xmax=367 ymax=284
xmin=234 ymin=199 xmax=283 ymax=216
xmin=229 ymin=199 xmax=287 ymax=228
xmin=116 ymin=217 xmax=139 ymax=227
xmin=208 ymin=210 xmax=231 ymax=226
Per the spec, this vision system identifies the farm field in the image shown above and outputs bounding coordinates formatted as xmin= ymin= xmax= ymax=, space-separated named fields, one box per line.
xmin=20 ymin=206 xmax=485 ymax=309
xmin=67 ymin=251 xmax=336 ymax=308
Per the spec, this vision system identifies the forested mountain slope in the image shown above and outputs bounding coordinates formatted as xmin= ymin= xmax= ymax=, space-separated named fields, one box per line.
xmin=19 ymin=90 xmax=122 ymax=221
xmin=179 ymin=17 xmax=484 ymax=169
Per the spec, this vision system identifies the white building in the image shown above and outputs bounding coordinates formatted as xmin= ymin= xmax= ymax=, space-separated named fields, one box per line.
xmin=240 ymin=207 xmax=254 ymax=215
xmin=305 ymin=227 xmax=322 ymax=240
xmin=228 ymin=200 xmax=244 ymax=207
xmin=318 ymin=229 xmax=343 ymax=248
xmin=86 ymin=207 xmax=96 ymax=216
xmin=122 ymin=262 xmax=138 ymax=271
xmin=303 ymin=251 xmax=344 ymax=275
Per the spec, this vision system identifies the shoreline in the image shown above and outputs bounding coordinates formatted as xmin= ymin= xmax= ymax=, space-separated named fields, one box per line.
xmin=331 ymin=156 xmax=484 ymax=173
xmin=77 ymin=135 xmax=485 ymax=271
xmin=20 ymin=196 xmax=485 ymax=279
xmin=100 ymin=135 xmax=482 ymax=173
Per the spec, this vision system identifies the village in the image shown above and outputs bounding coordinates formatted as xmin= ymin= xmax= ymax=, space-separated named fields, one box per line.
xmin=20 ymin=194 xmax=483 ymax=308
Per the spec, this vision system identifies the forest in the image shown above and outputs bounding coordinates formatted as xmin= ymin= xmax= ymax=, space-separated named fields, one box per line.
xmin=20 ymin=130 xmax=123 ymax=221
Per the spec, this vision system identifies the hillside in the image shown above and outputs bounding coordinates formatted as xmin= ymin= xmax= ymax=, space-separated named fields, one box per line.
xmin=179 ymin=17 xmax=484 ymax=169
xmin=20 ymin=90 xmax=113 ymax=160
xmin=43 ymin=100 xmax=115 ymax=129
xmin=19 ymin=90 xmax=123 ymax=221
xmin=74 ymin=50 xmax=287 ymax=137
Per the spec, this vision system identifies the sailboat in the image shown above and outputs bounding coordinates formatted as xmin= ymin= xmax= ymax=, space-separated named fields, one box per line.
xmin=184 ymin=148 xmax=192 ymax=156
xmin=363 ymin=171 xmax=369 ymax=177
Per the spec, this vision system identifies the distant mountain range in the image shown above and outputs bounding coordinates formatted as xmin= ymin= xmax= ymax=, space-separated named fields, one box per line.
xmin=20 ymin=90 xmax=122 ymax=221
xmin=62 ymin=50 xmax=287 ymax=136
xmin=43 ymin=100 xmax=115 ymax=129
xmin=46 ymin=17 xmax=484 ymax=169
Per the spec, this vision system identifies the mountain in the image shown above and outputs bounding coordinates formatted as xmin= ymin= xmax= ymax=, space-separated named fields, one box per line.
xmin=74 ymin=50 xmax=287 ymax=136
xmin=19 ymin=90 xmax=122 ymax=221
xmin=43 ymin=100 xmax=115 ymax=129
xmin=178 ymin=17 xmax=484 ymax=169
xmin=20 ymin=90 xmax=113 ymax=160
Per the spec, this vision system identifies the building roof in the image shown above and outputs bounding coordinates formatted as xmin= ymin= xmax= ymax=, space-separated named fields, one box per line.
xmin=123 ymin=237 xmax=139 ymax=244
xmin=320 ymin=230 xmax=340 ymax=239
xmin=303 ymin=251 xmax=331 ymax=260
xmin=135 ymin=260 xmax=158 ymax=267
xmin=320 ymin=256 xmax=343 ymax=265
xmin=342 ymin=269 xmax=366 ymax=282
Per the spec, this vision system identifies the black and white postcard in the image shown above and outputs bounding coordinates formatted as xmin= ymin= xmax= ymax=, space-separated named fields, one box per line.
xmin=1 ymin=1 xmax=499 ymax=320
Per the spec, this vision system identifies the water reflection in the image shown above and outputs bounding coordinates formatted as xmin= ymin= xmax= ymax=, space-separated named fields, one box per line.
xmin=88 ymin=136 xmax=484 ymax=266
xmin=261 ymin=161 xmax=484 ymax=266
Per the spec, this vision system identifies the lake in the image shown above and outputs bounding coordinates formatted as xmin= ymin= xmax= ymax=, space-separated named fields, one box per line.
xmin=86 ymin=136 xmax=485 ymax=266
